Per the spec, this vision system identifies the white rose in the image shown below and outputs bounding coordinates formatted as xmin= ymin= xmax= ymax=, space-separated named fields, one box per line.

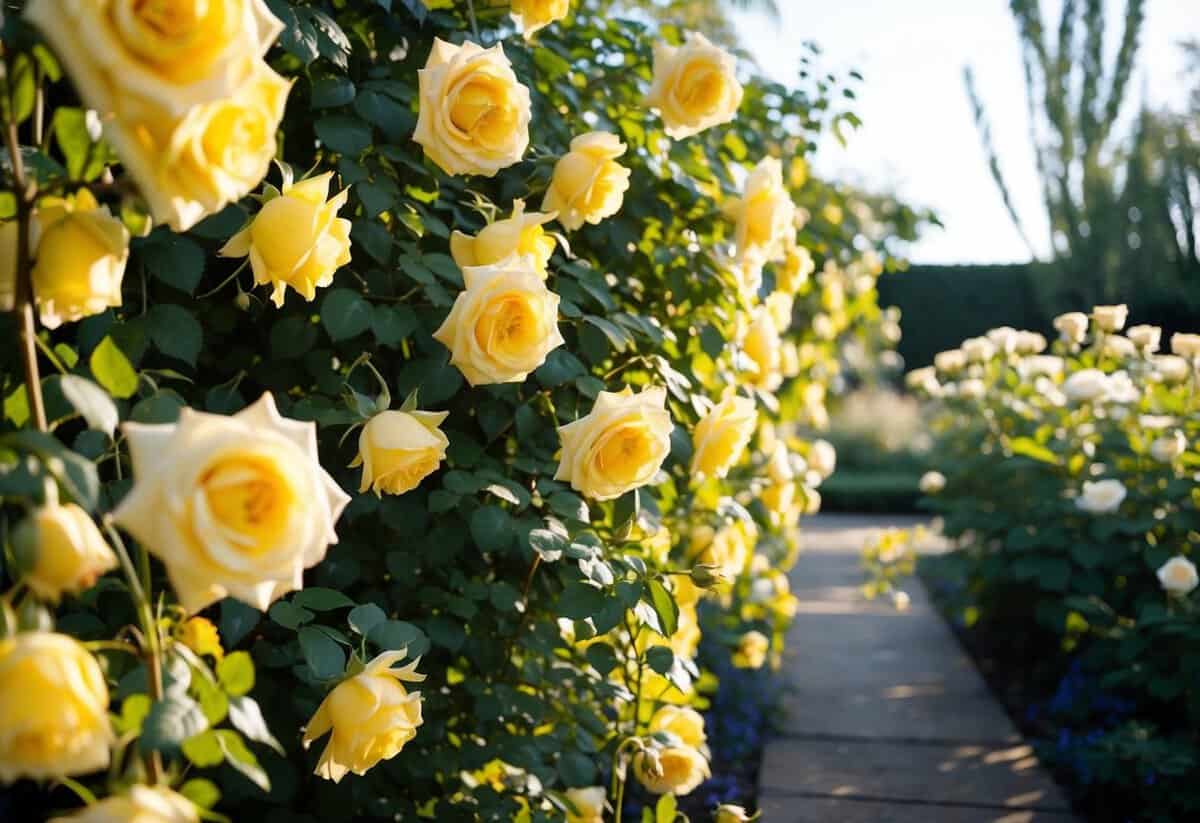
xmin=1126 ymin=324 xmax=1161 ymax=352
xmin=808 ymin=439 xmax=836 ymax=479
xmin=1102 ymin=335 xmax=1136 ymax=359
xmin=1150 ymin=430 xmax=1186 ymax=463
xmin=919 ymin=471 xmax=946 ymax=494
xmin=1170 ymin=333 xmax=1200 ymax=358
xmin=1062 ymin=369 xmax=1110 ymax=402
xmin=1152 ymin=355 xmax=1191 ymax=383
xmin=961 ymin=336 xmax=996 ymax=363
xmin=1014 ymin=330 xmax=1047 ymax=354
xmin=957 ymin=378 xmax=986 ymax=399
xmin=934 ymin=349 xmax=966 ymax=374
xmin=1157 ymin=556 xmax=1199 ymax=596
xmin=1018 ymin=355 xmax=1064 ymax=379
xmin=1092 ymin=304 xmax=1128 ymax=332
xmin=985 ymin=326 xmax=1017 ymax=353
xmin=1075 ymin=479 xmax=1126 ymax=514
xmin=1053 ymin=312 xmax=1089 ymax=343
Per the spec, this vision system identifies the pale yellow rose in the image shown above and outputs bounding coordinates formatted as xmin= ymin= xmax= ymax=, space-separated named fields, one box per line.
xmin=1157 ymin=556 xmax=1199 ymax=596
xmin=563 ymin=786 xmax=605 ymax=823
xmin=765 ymin=290 xmax=794 ymax=331
xmin=732 ymin=629 xmax=769 ymax=669
xmin=1053 ymin=312 xmax=1089 ymax=343
xmin=302 ymin=650 xmax=425 ymax=783
xmin=715 ymin=804 xmax=755 ymax=823
xmin=761 ymin=481 xmax=800 ymax=530
xmin=433 ymin=254 xmax=564 ymax=385
xmin=633 ymin=745 xmax=709 ymax=796
xmin=352 ymin=409 xmax=450 ymax=496
xmin=450 ymin=199 xmax=558 ymax=273
xmin=110 ymin=58 xmax=291 ymax=230
xmin=220 ymin=171 xmax=351 ymax=307
xmin=691 ymin=392 xmax=757 ymax=480
xmin=1126 ymin=324 xmax=1161 ymax=352
xmin=776 ymin=239 xmax=813 ymax=295
xmin=542 ymin=132 xmax=632 ymax=231
xmin=742 ymin=307 xmax=782 ymax=391
xmin=414 ymin=39 xmax=531 ymax=177
xmin=511 ymin=0 xmax=569 ymax=38
xmin=31 ymin=189 xmax=128 ymax=329
xmin=648 ymin=705 xmax=706 ymax=749
xmin=1171 ymin=333 xmax=1200 ymax=358
xmin=688 ymin=520 xmax=755 ymax=581
xmin=112 ymin=393 xmax=350 ymax=612
xmin=727 ymin=157 xmax=794 ymax=266
xmin=555 ymin=386 xmax=672 ymax=501
xmin=1092 ymin=304 xmax=1128 ymax=332
xmin=0 ymin=632 xmax=113 ymax=781
xmin=50 ymin=785 xmax=198 ymax=823
xmin=12 ymin=501 xmax=116 ymax=603
xmin=0 ymin=220 xmax=16 ymax=312
xmin=644 ymin=31 xmax=743 ymax=139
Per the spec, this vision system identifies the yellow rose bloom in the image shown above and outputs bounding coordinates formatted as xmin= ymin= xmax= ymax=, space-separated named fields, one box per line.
xmin=511 ymin=0 xmax=569 ymax=38
xmin=633 ymin=746 xmax=709 ymax=796
xmin=732 ymin=630 xmax=769 ymax=669
xmin=50 ymin=785 xmax=198 ymax=823
xmin=776 ymin=240 xmax=814 ymax=294
xmin=450 ymin=199 xmax=558 ymax=273
xmin=727 ymin=157 xmax=795 ymax=267
xmin=691 ymin=392 xmax=757 ymax=480
xmin=12 ymin=501 xmax=116 ymax=603
xmin=765 ymin=290 xmax=794 ymax=331
xmin=352 ymin=409 xmax=450 ymax=496
xmin=688 ymin=520 xmax=755 ymax=581
xmin=433 ymin=254 xmax=565 ymax=385
xmin=302 ymin=650 xmax=425 ymax=783
xmin=110 ymin=59 xmax=291 ymax=231
xmin=0 ymin=632 xmax=113 ymax=781
xmin=177 ymin=616 xmax=224 ymax=662
xmin=644 ymin=31 xmax=743 ymax=139
xmin=563 ymin=786 xmax=605 ymax=823
xmin=220 ymin=171 xmax=352 ymax=308
xmin=542 ymin=132 xmax=632 ymax=231
xmin=715 ymin=804 xmax=754 ymax=823
xmin=761 ymin=481 xmax=800 ymax=529
xmin=31 ymin=189 xmax=129 ymax=329
xmin=648 ymin=705 xmax=706 ymax=750
xmin=414 ymin=39 xmax=531 ymax=177
xmin=555 ymin=386 xmax=673 ymax=501
xmin=742 ymin=307 xmax=782 ymax=391
xmin=112 ymin=393 xmax=351 ymax=613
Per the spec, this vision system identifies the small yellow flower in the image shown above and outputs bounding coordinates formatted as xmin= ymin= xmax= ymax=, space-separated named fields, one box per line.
xmin=177 ymin=617 xmax=224 ymax=662
xmin=648 ymin=705 xmax=706 ymax=749
xmin=691 ymin=392 xmax=758 ymax=481
xmin=732 ymin=630 xmax=769 ymax=669
xmin=449 ymin=200 xmax=558 ymax=273
xmin=352 ymin=409 xmax=450 ymax=496
xmin=12 ymin=501 xmax=116 ymax=603
xmin=633 ymin=745 xmax=709 ymax=796
xmin=511 ymin=0 xmax=570 ymax=38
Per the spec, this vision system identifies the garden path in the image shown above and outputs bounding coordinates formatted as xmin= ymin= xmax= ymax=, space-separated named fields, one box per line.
xmin=757 ymin=513 xmax=1078 ymax=822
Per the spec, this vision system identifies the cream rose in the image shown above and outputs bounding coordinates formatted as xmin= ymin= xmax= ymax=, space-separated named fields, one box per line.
xmin=919 ymin=470 xmax=946 ymax=495
xmin=563 ymin=787 xmax=606 ymax=823
xmin=1053 ymin=312 xmax=1089 ymax=343
xmin=690 ymin=392 xmax=757 ymax=480
xmin=767 ymin=443 xmax=798 ymax=484
xmin=12 ymin=501 xmax=116 ymax=603
xmin=766 ymin=290 xmax=794 ymax=331
xmin=1063 ymin=369 xmax=1111 ymax=403
xmin=1150 ymin=430 xmax=1186 ymax=463
xmin=50 ymin=785 xmax=198 ymax=823
xmin=648 ymin=705 xmax=706 ymax=750
xmin=450 ymin=199 xmax=557 ymax=273
xmin=1076 ymin=479 xmax=1126 ymax=514
xmin=511 ymin=0 xmax=569 ymax=38
xmin=808 ymin=439 xmax=837 ymax=480
xmin=555 ymin=386 xmax=673 ymax=501
xmin=112 ymin=393 xmax=350 ymax=612
xmin=111 ymin=59 xmax=290 ymax=231
xmin=219 ymin=171 xmax=351 ymax=307
xmin=542 ymin=132 xmax=632 ymax=230
xmin=742 ymin=307 xmax=782 ymax=391
xmin=1126 ymin=324 xmax=1161 ymax=352
xmin=1152 ymin=354 xmax=1191 ymax=383
xmin=1014 ymin=330 xmax=1047 ymax=354
xmin=905 ymin=366 xmax=940 ymax=395
xmin=732 ymin=629 xmax=769 ymax=669
xmin=31 ymin=189 xmax=129 ymax=329
xmin=776 ymin=239 xmax=813 ymax=295
xmin=303 ymin=650 xmax=425 ymax=783
xmin=962 ymin=336 xmax=996 ymax=363
xmin=1157 ymin=556 xmax=1199 ymax=596
xmin=433 ymin=254 xmax=564 ymax=385
xmin=644 ymin=31 xmax=743 ymax=139
xmin=0 ymin=632 xmax=113 ymax=781
xmin=352 ymin=409 xmax=450 ymax=496
xmin=1170 ymin=333 xmax=1200 ymax=359
xmin=1092 ymin=304 xmax=1128 ymax=332
xmin=933 ymin=349 xmax=966 ymax=374
xmin=633 ymin=746 xmax=709 ymax=796
xmin=727 ymin=157 xmax=794 ymax=266
xmin=414 ymin=39 xmax=531 ymax=177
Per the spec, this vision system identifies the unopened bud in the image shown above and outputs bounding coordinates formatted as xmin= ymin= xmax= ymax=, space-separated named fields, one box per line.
xmin=689 ymin=564 xmax=727 ymax=589
xmin=235 ymin=291 xmax=252 ymax=311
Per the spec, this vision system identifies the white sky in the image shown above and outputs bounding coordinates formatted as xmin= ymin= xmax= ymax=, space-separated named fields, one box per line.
xmin=733 ymin=1 xmax=1200 ymax=264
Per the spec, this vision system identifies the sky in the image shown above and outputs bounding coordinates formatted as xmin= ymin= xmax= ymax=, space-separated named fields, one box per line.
xmin=732 ymin=1 xmax=1200 ymax=264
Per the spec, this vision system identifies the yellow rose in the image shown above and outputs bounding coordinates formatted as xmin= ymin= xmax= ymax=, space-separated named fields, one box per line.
xmin=563 ymin=786 xmax=605 ymax=823
xmin=0 ymin=220 xmax=16 ymax=312
xmin=732 ymin=629 xmax=768 ymax=669
xmin=633 ymin=746 xmax=709 ymax=796
xmin=177 ymin=616 xmax=224 ymax=662
xmin=450 ymin=199 xmax=558 ymax=273
xmin=765 ymin=290 xmax=794 ymax=331
xmin=511 ymin=0 xmax=569 ymax=38
xmin=302 ymin=650 xmax=425 ymax=783
xmin=727 ymin=157 xmax=794 ymax=266
xmin=648 ymin=705 xmax=706 ymax=750
xmin=644 ymin=31 xmax=742 ymax=139
xmin=351 ymin=409 xmax=450 ymax=496
xmin=219 ymin=171 xmax=351 ymax=308
xmin=742 ymin=307 xmax=782 ymax=391
xmin=50 ymin=785 xmax=198 ymax=823
xmin=12 ymin=501 xmax=116 ymax=603
xmin=555 ymin=386 xmax=673 ymax=501
xmin=776 ymin=239 xmax=813 ymax=294
xmin=715 ymin=804 xmax=755 ymax=823
xmin=433 ymin=254 xmax=564 ymax=385
xmin=0 ymin=632 xmax=112 ymax=781
xmin=414 ymin=39 xmax=531 ymax=177
xmin=112 ymin=393 xmax=350 ymax=613
xmin=31 ymin=189 xmax=129 ymax=329
xmin=542 ymin=132 xmax=631 ymax=231
xmin=111 ymin=59 xmax=291 ymax=231
xmin=761 ymin=481 xmax=800 ymax=529
xmin=688 ymin=521 xmax=755 ymax=581
xmin=691 ymin=392 xmax=757 ymax=480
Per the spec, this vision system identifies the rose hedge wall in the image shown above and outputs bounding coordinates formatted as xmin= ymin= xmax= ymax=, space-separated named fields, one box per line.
xmin=0 ymin=0 xmax=929 ymax=821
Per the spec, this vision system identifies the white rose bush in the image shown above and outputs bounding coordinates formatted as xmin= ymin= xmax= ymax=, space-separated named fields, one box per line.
xmin=0 ymin=1 xmax=929 ymax=820
xmin=908 ymin=306 xmax=1200 ymax=819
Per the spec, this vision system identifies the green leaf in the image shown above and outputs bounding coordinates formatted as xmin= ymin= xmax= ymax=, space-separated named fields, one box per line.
xmin=646 ymin=579 xmax=679 ymax=637
xmin=292 ymin=587 xmax=356 ymax=611
xmin=179 ymin=778 xmax=221 ymax=810
xmin=529 ymin=528 xmax=567 ymax=562
xmin=367 ymin=619 xmax=426 ymax=656
xmin=1008 ymin=436 xmax=1059 ymax=465
xmin=470 ymin=505 xmax=512 ymax=553
xmin=348 ymin=603 xmax=388 ymax=636
xmin=181 ymin=729 xmax=224 ymax=767
xmin=140 ymin=233 xmax=205 ymax=294
xmin=217 ymin=730 xmax=271 ymax=791
xmin=268 ymin=600 xmax=314 ymax=630
xmin=89 ymin=336 xmax=139 ymax=399
xmin=311 ymin=75 xmax=356 ymax=108
xmin=321 ymin=288 xmax=373 ymax=341
xmin=146 ymin=304 xmax=203 ymax=366
xmin=219 ymin=599 xmax=260 ymax=649
xmin=315 ymin=115 xmax=372 ymax=156
xmin=228 ymin=695 xmax=284 ymax=755
xmin=56 ymin=375 xmax=117 ymax=437
xmin=645 ymin=645 xmax=674 ymax=675
xmin=141 ymin=695 xmax=208 ymax=754
xmin=585 ymin=642 xmax=618 ymax=675
xmin=2 ymin=429 xmax=100 ymax=511
xmin=655 ymin=793 xmax=678 ymax=823
xmin=298 ymin=625 xmax=346 ymax=679
xmin=216 ymin=651 xmax=256 ymax=697
xmin=52 ymin=107 xmax=105 ymax=180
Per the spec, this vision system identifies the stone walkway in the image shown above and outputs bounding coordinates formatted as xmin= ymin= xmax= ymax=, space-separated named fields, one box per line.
xmin=758 ymin=514 xmax=1077 ymax=822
